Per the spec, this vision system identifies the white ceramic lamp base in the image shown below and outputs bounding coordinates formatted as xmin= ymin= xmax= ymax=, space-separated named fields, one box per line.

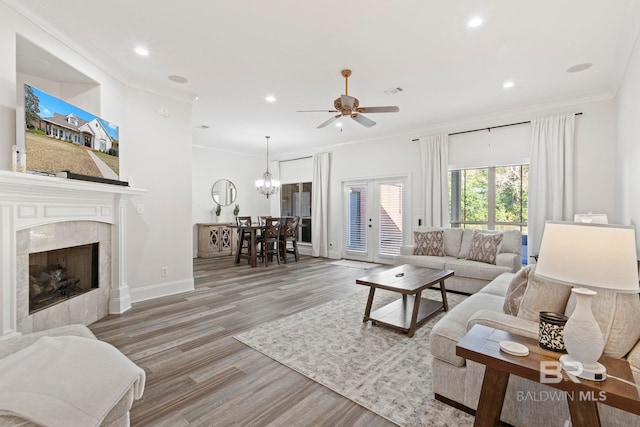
xmin=560 ymin=354 xmax=607 ymax=381
xmin=561 ymin=288 xmax=606 ymax=381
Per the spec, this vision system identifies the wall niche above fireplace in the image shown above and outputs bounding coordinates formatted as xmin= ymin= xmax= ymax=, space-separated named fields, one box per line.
xmin=29 ymin=242 xmax=99 ymax=314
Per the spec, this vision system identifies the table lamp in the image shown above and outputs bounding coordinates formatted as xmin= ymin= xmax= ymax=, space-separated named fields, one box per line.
xmin=535 ymin=221 xmax=639 ymax=381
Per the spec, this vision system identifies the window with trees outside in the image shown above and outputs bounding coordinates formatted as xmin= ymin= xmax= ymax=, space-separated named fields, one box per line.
xmin=449 ymin=164 xmax=529 ymax=263
xmin=280 ymin=182 xmax=312 ymax=243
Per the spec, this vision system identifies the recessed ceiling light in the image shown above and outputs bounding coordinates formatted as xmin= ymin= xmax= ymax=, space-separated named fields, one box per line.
xmin=467 ymin=16 xmax=484 ymax=28
xmin=134 ymin=47 xmax=149 ymax=56
xmin=567 ymin=63 xmax=593 ymax=73
xmin=168 ymin=75 xmax=188 ymax=84
xmin=502 ymin=80 xmax=515 ymax=89
xmin=194 ymin=96 xmax=199 ymax=101
xmin=265 ymin=95 xmax=277 ymax=103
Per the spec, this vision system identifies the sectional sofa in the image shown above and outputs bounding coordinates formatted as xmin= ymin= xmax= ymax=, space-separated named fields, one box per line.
xmin=394 ymin=227 xmax=522 ymax=294
xmin=430 ymin=266 xmax=640 ymax=426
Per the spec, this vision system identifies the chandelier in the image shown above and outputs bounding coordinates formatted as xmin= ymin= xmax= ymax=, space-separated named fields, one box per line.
xmin=255 ymin=136 xmax=280 ymax=198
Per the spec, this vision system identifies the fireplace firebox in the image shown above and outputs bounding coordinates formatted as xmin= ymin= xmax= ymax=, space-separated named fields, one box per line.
xmin=29 ymin=243 xmax=99 ymax=314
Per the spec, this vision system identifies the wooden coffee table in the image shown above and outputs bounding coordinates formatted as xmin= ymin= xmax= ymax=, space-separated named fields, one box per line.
xmin=356 ymin=264 xmax=454 ymax=337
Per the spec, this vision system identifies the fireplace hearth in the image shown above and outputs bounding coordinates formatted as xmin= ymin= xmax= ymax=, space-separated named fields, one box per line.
xmin=29 ymin=243 xmax=99 ymax=314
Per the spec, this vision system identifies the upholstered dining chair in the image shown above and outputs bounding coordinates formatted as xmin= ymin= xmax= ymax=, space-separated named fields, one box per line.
xmin=280 ymin=216 xmax=300 ymax=263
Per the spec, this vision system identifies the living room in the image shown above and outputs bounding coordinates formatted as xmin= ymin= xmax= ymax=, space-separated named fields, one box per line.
xmin=1 ymin=1 xmax=640 ymax=426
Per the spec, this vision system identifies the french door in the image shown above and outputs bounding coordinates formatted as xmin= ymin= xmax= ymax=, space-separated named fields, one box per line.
xmin=342 ymin=177 xmax=407 ymax=263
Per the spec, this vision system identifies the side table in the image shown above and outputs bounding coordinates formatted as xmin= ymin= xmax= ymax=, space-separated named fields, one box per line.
xmin=456 ymin=325 xmax=640 ymax=427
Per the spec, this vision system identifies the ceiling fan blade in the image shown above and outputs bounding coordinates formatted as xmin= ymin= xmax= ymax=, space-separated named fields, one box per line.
xmin=317 ymin=114 xmax=341 ymax=128
xmin=350 ymin=113 xmax=376 ymax=128
xmin=341 ymin=95 xmax=356 ymax=110
xmin=297 ymin=109 xmax=339 ymax=113
xmin=356 ymin=106 xmax=400 ymax=113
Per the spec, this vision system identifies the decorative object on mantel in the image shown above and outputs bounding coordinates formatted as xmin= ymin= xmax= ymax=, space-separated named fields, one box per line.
xmin=233 ymin=204 xmax=240 ymax=216
xmin=255 ymin=136 xmax=280 ymax=198
xmin=11 ymin=145 xmax=18 ymax=172
xmin=535 ymin=221 xmax=640 ymax=381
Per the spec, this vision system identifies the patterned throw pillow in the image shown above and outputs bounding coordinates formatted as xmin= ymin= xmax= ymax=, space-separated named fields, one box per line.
xmin=466 ymin=231 xmax=503 ymax=264
xmin=413 ymin=230 xmax=445 ymax=256
xmin=503 ymin=265 xmax=535 ymax=315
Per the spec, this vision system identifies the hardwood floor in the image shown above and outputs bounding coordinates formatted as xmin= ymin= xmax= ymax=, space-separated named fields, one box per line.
xmin=90 ymin=256 xmax=397 ymax=426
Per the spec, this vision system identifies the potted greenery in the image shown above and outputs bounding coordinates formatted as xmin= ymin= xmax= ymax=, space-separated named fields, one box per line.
xmin=215 ymin=204 xmax=222 ymax=221
xmin=233 ymin=204 xmax=240 ymax=216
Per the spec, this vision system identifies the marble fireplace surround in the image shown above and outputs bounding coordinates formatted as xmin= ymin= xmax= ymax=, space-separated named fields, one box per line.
xmin=0 ymin=170 xmax=144 ymax=338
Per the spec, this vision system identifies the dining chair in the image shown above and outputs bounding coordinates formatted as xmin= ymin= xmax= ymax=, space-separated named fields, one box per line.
xmin=280 ymin=216 xmax=300 ymax=263
xmin=236 ymin=216 xmax=253 ymax=262
xmin=259 ymin=217 xmax=281 ymax=267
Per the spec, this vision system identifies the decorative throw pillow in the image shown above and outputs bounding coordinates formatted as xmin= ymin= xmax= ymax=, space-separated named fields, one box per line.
xmin=503 ymin=265 xmax=535 ymax=316
xmin=517 ymin=271 xmax=572 ymax=322
xmin=466 ymin=231 xmax=503 ymax=264
xmin=413 ymin=230 xmax=445 ymax=256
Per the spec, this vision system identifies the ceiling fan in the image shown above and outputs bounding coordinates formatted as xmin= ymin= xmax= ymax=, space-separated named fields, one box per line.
xmin=297 ymin=69 xmax=399 ymax=129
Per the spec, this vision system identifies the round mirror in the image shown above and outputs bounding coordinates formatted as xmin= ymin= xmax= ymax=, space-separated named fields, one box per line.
xmin=211 ymin=179 xmax=237 ymax=206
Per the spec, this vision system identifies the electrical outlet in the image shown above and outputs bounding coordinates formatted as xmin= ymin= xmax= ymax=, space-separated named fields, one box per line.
xmin=161 ymin=267 xmax=168 ymax=277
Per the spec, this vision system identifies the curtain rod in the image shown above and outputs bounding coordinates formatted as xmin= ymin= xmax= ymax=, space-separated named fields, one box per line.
xmin=411 ymin=112 xmax=583 ymax=141
xmin=279 ymin=155 xmax=313 ymax=163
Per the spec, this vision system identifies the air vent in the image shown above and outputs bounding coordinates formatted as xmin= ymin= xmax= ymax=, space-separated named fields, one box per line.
xmin=384 ymin=87 xmax=404 ymax=95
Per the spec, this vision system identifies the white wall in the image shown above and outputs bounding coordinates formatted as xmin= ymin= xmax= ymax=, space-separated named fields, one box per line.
xmin=617 ymin=30 xmax=640 ymax=248
xmin=191 ymin=145 xmax=270 ymax=256
xmin=266 ymin=97 xmax=618 ymax=260
xmin=0 ymin=2 xmax=194 ymax=304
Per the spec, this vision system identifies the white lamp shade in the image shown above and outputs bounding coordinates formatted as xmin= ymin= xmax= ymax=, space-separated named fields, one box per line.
xmin=535 ymin=221 xmax=639 ymax=293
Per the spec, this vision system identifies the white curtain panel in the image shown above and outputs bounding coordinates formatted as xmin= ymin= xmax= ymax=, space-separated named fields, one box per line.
xmin=419 ymin=134 xmax=449 ymax=227
xmin=312 ymin=152 xmax=330 ymax=257
xmin=529 ymin=113 xmax=576 ymax=256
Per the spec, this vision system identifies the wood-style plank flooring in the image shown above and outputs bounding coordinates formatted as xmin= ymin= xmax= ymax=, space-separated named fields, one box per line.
xmin=90 ymin=256 xmax=397 ymax=426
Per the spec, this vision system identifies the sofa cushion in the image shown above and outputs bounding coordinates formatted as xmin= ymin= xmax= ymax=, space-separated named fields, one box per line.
xmin=458 ymin=230 xmax=475 ymax=259
xmin=445 ymin=259 xmax=511 ymax=281
xmin=565 ymin=291 xmax=640 ymax=359
xmin=503 ymin=265 xmax=535 ymax=316
xmin=442 ymin=228 xmax=464 ymax=257
xmin=394 ymin=255 xmax=455 ymax=270
xmin=517 ymin=271 xmax=572 ymax=322
xmin=430 ymin=293 xmax=505 ymax=367
xmin=467 ymin=231 xmax=503 ymax=264
xmin=479 ymin=272 xmax=514 ymax=297
xmin=499 ymin=230 xmax=522 ymax=254
xmin=413 ymin=230 xmax=445 ymax=256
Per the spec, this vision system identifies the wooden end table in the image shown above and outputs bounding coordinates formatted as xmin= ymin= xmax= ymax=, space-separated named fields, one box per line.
xmin=356 ymin=264 xmax=454 ymax=337
xmin=456 ymin=325 xmax=640 ymax=427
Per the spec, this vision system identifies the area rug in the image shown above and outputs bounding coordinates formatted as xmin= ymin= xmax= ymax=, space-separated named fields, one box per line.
xmin=329 ymin=259 xmax=382 ymax=269
xmin=235 ymin=288 xmax=474 ymax=427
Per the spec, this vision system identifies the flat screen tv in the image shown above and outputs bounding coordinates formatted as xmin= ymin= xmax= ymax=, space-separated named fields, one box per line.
xmin=24 ymin=84 xmax=120 ymax=182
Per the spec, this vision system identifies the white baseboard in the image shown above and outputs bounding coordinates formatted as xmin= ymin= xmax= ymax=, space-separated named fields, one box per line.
xmin=130 ymin=277 xmax=195 ymax=303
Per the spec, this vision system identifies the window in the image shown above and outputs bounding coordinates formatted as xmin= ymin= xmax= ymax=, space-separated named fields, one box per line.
xmin=449 ymin=164 xmax=529 ymax=262
xmin=280 ymin=182 xmax=312 ymax=243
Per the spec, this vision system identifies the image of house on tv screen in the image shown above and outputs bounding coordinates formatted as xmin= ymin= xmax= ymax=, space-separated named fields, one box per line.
xmin=24 ymin=84 xmax=119 ymax=180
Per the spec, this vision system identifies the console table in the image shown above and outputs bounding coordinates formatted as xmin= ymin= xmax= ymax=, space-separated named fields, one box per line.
xmin=196 ymin=223 xmax=236 ymax=258
xmin=456 ymin=325 xmax=640 ymax=427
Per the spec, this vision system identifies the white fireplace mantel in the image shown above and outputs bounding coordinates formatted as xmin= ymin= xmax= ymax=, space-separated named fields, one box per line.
xmin=0 ymin=170 xmax=146 ymax=338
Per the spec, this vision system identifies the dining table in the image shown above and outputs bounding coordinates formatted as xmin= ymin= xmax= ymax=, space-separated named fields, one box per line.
xmin=227 ymin=223 xmax=265 ymax=267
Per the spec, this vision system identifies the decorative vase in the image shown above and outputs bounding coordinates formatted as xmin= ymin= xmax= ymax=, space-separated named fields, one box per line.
xmin=561 ymin=288 xmax=605 ymax=373
xmin=538 ymin=311 xmax=568 ymax=352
